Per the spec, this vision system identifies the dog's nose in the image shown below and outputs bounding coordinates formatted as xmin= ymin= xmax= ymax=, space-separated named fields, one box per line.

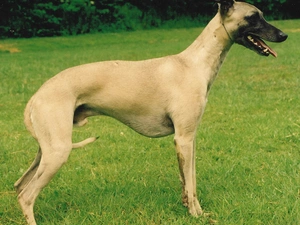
xmin=278 ymin=31 xmax=288 ymax=42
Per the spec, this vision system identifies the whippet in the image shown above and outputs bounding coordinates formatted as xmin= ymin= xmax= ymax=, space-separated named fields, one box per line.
xmin=15 ymin=0 xmax=287 ymax=224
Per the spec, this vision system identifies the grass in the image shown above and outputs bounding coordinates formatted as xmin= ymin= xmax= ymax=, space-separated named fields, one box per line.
xmin=0 ymin=19 xmax=299 ymax=225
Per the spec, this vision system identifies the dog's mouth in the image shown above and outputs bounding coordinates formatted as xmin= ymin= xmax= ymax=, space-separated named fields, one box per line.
xmin=246 ymin=34 xmax=277 ymax=57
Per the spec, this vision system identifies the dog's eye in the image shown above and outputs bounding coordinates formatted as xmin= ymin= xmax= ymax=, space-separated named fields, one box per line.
xmin=246 ymin=12 xmax=260 ymax=25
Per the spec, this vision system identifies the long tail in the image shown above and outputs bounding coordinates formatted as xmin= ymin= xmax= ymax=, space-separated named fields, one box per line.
xmin=72 ymin=137 xmax=99 ymax=149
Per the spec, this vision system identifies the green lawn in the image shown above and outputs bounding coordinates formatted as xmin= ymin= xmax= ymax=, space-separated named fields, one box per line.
xmin=0 ymin=20 xmax=299 ymax=225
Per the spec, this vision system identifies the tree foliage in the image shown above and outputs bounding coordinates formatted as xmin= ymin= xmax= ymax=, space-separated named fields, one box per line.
xmin=0 ymin=0 xmax=298 ymax=38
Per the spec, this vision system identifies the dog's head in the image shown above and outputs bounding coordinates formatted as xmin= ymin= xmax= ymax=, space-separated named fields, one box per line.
xmin=216 ymin=0 xmax=288 ymax=57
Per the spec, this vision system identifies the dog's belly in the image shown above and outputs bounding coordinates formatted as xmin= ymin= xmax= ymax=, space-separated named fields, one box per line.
xmin=74 ymin=104 xmax=174 ymax=138
xmin=118 ymin=114 xmax=175 ymax=138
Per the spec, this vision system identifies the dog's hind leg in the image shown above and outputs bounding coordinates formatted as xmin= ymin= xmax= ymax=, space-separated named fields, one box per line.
xmin=17 ymin=138 xmax=73 ymax=225
xmin=14 ymin=147 xmax=42 ymax=195
xmin=16 ymin=103 xmax=74 ymax=225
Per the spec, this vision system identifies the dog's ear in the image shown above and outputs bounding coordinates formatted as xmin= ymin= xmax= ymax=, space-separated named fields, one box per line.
xmin=215 ymin=0 xmax=235 ymax=15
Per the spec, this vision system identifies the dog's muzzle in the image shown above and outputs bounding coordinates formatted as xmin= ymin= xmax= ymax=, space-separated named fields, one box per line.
xmin=245 ymin=31 xmax=287 ymax=57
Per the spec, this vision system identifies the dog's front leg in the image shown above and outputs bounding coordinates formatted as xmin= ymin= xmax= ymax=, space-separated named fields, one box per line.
xmin=174 ymin=134 xmax=203 ymax=216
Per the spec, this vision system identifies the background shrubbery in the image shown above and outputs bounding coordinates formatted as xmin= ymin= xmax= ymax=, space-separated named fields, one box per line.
xmin=0 ymin=0 xmax=299 ymax=38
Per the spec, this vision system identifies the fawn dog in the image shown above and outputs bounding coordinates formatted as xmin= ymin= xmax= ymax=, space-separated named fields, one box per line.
xmin=15 ymin=0 xmax=287 ymax=224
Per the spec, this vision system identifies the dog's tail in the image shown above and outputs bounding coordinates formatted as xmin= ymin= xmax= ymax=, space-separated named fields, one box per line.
xmin=72 ymin=137 xmax=99 ymax=149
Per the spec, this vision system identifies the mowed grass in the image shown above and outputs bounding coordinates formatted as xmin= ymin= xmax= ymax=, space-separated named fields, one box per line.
xmin=0 ymin=20 xmax=299 ymax=225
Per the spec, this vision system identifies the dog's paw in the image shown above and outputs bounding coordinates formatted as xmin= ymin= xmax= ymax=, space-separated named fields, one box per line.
xmin=188 ymin=198 xmax=203 ymax=217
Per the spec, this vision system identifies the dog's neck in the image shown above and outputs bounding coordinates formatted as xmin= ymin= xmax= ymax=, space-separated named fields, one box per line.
xmin=180 ymin=13 xmax=234 ymax=91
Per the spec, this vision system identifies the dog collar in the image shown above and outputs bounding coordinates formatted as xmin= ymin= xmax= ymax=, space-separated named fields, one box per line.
xmin=222 ymin=22 xmax=234 ymax=43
